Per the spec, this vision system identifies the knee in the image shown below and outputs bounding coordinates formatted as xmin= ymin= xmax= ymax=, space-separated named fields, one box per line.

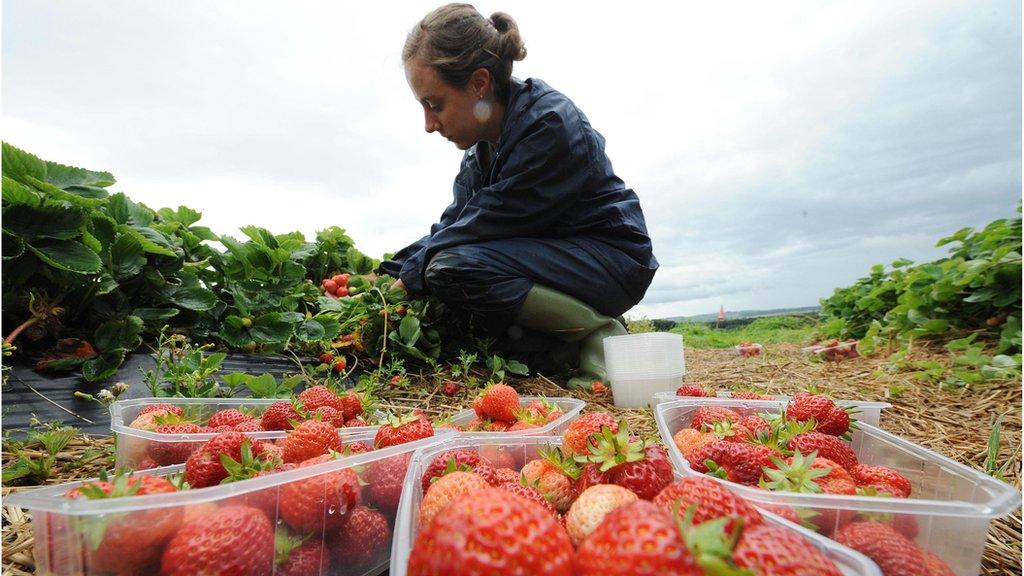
xmin=423 ymin=247 xmax=474 ymax=293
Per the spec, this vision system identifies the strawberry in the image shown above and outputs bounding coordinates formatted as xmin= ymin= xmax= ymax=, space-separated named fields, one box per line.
xmin=573 ymin=461 xmax=611 ymax=495
xmin=228 ymin=466 xmax=294 ymax=519
xmin=313 ymin=405 xmax=346 ymax=427
xmin=472 ymin=394 xmax=486 ymax=418
xmin=282 ymin=419 xmax=343 ymax=463
xmin=761 ymin=451 xmax=857 ymax=532
xmin=280 ymin=453 xmax=362 ymax=532
xmin=147 ymin=423 xmax=205 ymax=465
xmin=207 ymin=408 xmax=250 ymax=429
xmin=332 ymin=358 xmax=347 ymax=373
xmin=185 ymin=432 xmax=267 ymax=488
xmin=509 ymin=420 xmax=540 ymax=431
xmin=923 ymin=550 xmax=957 ymax=576
xmin=364 ymin=453 xmax=411 ymax=516
xmin=344 ymin=416 xmax=369 ymax=427
xmin=591 ymin=381 xmax=608 ymax=394
xmin=524 ymin=399 xmax=552 ymax=419
xmin=675 ymin=384 xmax=712 ymax=397
xmin=707 ymin=419 xmax=753 ymax=442
xmin=275 ymin=538 xmax=330 ymax=576
xmin=374 ymin=413 xmax=434 ymax=448
xmin=330 ymin=505 xmax=391 ymax=569
xmin=479 ymin=383 xmax=520 ymax=422
xmin=491 ymin=466 xmax=522 ymax=486
xmin=690 ymin=406 xmax=742 ymax=430
xmin=521 ymin=447 xmax=580 ymax=512
xmin=834 ymin=521 xmax=929 ymax=576
xmin=421 ymin=449 xmax=481 ymax=491
xmin=757 ymin=502 xmax=803 ymax=525
xmin=260 ymin=400 xmax=301 ymax=430
xmin=160 ymin=506 xmax=274 ymax=576
xmin=408 ymin=488 xmax=573 ymax=576
xmin=739 ymin=414 xmax=771 ymax=438
xmin=851 ymin=463 xmax=912 ymax=498
xmin=688 ymin=440 xmax=776 ymax=486
xmin=565 ymin=484 xmax=638 ymax=546
xmin=498 ymin=481 xmax=558 ymax=518
xmin=574 ymin=500 xmax=700 ymax=575
xmin=786 ymin=393 xmax=851 ymax=436
xmin=233 ymin=419 xmax=264 ymax=432
xmin=562 ymin=411 xmax=617 ymax=456
xmin=298 ymin=385 xmax=344 ymax=413
xmin=787 ymin=432 xmax=858 ymax=471
xmin=442 ymin=380 xmax=462 ymax=396
xmin=417 ymin=471 xmax=489 ymax=527
xmin=732 ymin=522 xmax=843 ymax=575
xmin=139 ymin=403 xmax=185 ymax=417
xmin=128 ymin=409 xmax=178 ymax=430
xmin=324 ymin=279 xmax=339 ymax=293
xmin=653 ymin=476 xmax=763 ymax=534
xmin=672 ymin=428 xmax=718 ymax=458
xmin=732 ymin=390 xmax=774 ymax=400
xmin=580 ymin=425 xmax=673 ymax=500
xmin=62 ymin=472 xmax=182 ymax=573
xmin=332 ymin=273 xmax=349 ymax=286
xmin=318 ymin=352 xmax=335 ymax=364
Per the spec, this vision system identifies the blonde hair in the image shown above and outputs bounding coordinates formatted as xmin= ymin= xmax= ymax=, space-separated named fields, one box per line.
xmin=403 ymin=4 xmax=527 ymax=101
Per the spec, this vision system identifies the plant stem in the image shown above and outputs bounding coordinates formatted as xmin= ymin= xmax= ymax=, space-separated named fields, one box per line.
xmin=3 ymin=316 xmax=39 ymax=345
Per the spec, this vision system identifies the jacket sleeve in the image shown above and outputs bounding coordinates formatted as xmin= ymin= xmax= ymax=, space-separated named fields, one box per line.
xmin=398 ymin=109 xmax=593 ymax=294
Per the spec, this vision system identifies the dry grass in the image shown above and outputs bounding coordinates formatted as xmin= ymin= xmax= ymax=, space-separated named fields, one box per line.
xmin=3 ymin=343 xmax=1020 ymax=575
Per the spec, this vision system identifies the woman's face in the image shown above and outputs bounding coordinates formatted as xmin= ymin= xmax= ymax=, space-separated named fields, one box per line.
xmin=405 ymin=58 xmax=484 ymax=150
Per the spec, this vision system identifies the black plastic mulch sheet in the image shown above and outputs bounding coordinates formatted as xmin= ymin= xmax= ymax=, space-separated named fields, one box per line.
xmin=1 ymin=352 xmax=309 ymax=437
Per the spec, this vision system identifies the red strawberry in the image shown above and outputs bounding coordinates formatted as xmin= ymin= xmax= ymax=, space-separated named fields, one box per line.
xmin=688 ymin=440 xmax=776 ymax=486
xmin=732 ymin=390 xmax=774 ymax=400
xmin=479 ymin=383 xmax=520 ymax=422
xmin=761 ymin=452 xmax=857 ymax=532
xmin=589 ymin=431 xmax=673 ymax=500
xmin=591 ymin=381 xmax=608 ymax=394
xmin=207 ymin=408 xmax=250 ymax=429
xmin=148 ymin=423 xmax=205 ymax=465
xmin=574 ymin=461 xmax=611 ymax=495
xmin=139 ymin=403 xmax=185 ymax=417
xmin=408 ymin=488 xmax=573 ymax=576
xmin=442 ymin=380 xmax=462 ymax=396
xmin=330 ymin=505 xmax=391 ymax=569
xmin=574 ymin=500 xmax=700 ymax=575
xmin=472 ymin=394 xmax=486 ymax=418
xmin=690 ymin=406 xmax=742 ymax=430
xmin=652 ymin=476 xmax=763 ymax=533
xmin=421 ymin=449 xmax=481 ymax=491
xmin=344 ymin=416 xmax=369 ymax=428
xmin=757 ymin=502 xmax=803 ymax=525
xmin=339 ymin=392 xmax=363 ymax=419
xmin=282 ymin=419 xmax=343 ymax=463
xmin=313 ymin=405 xmax=346 ymax=427
xmin=374 ymin=413 xmax=434 ymax=448
xmin=786 ymin=393 xmax=851 ymax=436
xmin=185 ymin=432 xmax=267 ymax=488
xmin=498 ymin=482 xmax=558 ymax=518
xmin=834 ymin=521 xmax=929 ymax=576
xmin=478 ymin=465 xmax=521 ymax=487
xmin=275 ymin=540 xmax=330 ymax=576
xmin=739 ymin=414 xmax=771 ymax=438
xmin=672 ymin=428 xmax=719 ymax=459
xmin=332 ymin=358 xmax=347 ymax=373
xmin=298 ymin=385 xmax=344 ymax=413
xmin=418 ymin=471 xmax=490 ymax=527
xmin=232 ymin=419 xmax=264 ymax=432
xmin=565 ymin=483 xmax=638 ymax=546
xmin=851 ymin=463 xmax=912 ymax=498
xmin=160 ymin=506 xmax=274 ymax=576
xmin=923 ymin=550 xmax=957 ymax=576
xmin=787 ymin=432 xmax=858 ymax=471
xmin=521 ymin=447 xmax=580 ymax=513
xmin=732 ymin=522 xmax=843 ymax=575
xmin=509 ymin=420 xmax=540 ymax=431
xmin=279 ymin=453 xmax=362 ymax=532
xmin=562 ymin=411 xmax=617 ymax=456
xmin=260 ymin=400 xmax=301 ymax=430
xmin=319 ymin=352 xmax=335 ymax=364
xmin=364 ymin=453 xmax=411 ymax=516
xmin=675 ymin=384 xmax=712 ymax=397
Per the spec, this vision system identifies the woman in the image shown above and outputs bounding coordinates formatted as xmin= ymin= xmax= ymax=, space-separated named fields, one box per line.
xmin=379 ymin=4 xmax=658 ymax=389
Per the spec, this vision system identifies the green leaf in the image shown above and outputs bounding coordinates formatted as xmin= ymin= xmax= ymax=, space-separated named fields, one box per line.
xmin=64 ymin=185 xmax=110 ymax=199
xmin=506 ymin=359 xmax=530 ymax=376
xmin=24 ymin=176 xmax=104 ymax=208
xmin=3 ymin=203 xmax=86 ymax=241
xmin=157 ymin=206 xmax=202 ymax=227
xmin=2 ymin=142 xmax=47 ymax=184
xmin=250 ymin=313 xmax=294 ymax=344
xmin=110 ymin=233 xmax=146 ymax=281
xmin=82 ymin=348 xmax=127 ymax=381
xmin=2 ymin=175 xmax=40 ymax=205
xmin=399 ymin=315 xmax=422 ymax=346
xmin=2 ymin=230 xmax=25 ymax=260
xmin=294 ymin=319 xmax=326 ymax=342
xmin=120 ymin=227 xmax=176 ymax=257
xmin=166 ymin=282 xmax=217 ymax=311
xmin=93 ymin=316 xmax=143 ymax=352
xmin=945 ymin=334 xmax=978 ymax=352
xmin=937 ymin=227 xmax=972 ymax=247
xmin=27 ymin=239 xmax=103 ymax=274
xmin=312 ymin=316 xmax=341 ymax=340
xmin=133 ymin=307 xmax=180 ymax=324
xmin=43 ymin=159 xmax=114 ymax=189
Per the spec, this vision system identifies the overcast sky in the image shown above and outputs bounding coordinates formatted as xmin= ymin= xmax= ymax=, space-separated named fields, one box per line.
xmin=3 ymin=1 xmax=1020 ymax=319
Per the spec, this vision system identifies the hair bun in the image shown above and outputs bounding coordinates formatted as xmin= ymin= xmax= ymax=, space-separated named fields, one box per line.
xmin=489 ymin=11 xmax=527 ymax=62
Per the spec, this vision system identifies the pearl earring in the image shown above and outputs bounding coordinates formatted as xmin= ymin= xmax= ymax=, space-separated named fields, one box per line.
xmin=473 ymin=97 xmax=492 ymax=122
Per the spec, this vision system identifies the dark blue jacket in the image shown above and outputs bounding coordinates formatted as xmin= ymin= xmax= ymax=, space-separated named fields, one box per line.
xmin=379 ymin=77 xmax=658 ymax=304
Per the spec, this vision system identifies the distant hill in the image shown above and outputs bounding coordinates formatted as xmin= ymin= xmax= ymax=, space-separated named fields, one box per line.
xmin=662 ymin=306 xmax=820 ymax=323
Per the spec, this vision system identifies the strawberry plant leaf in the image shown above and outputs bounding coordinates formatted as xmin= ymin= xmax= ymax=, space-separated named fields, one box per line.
xmin=399 ymin=315 xmax=421 ymax=346
xmin=294 ymin=318 xmax=326 ymax=342
xmin=93 ymin=316 xmax=144 ymax=352
xmin=2 ymin=230 xmax=24 ymax=260
xmin=27 ymin=239 xmax=103 ymax=274
xmin=43 ymin=159 xmax=114 ymax=189
xmin=110 ymin=233 xmax=146 ymax=280
xmin=82 ymin=348 xmax=127 ymax=381
xmin=2 ymin=142 xmax=47 ymax=185
xmin=3 ymin=203 xmax=86 ymax=241
xmin=2 ymin=175 xmax=40 ymax=205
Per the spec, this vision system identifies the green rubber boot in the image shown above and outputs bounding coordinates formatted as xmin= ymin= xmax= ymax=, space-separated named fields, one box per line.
xmin=514 ymin=284 xmax=627 ymax=389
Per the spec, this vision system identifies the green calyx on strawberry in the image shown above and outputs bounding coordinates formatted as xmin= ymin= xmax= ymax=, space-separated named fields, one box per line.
xmin=760 ymin=450 xmax=829 ymax=493
xmin=538 ymin=445 xmax=582 ymax=480
xmin=575 ymin=421 xmax=644 ymax=472
xmin=273 ymin=527 xmax=312 ymax=566
xmin=672 ymin=503 xmax=752 ymax=576
xmin=219 ymin=438 xmax=278 ymax=483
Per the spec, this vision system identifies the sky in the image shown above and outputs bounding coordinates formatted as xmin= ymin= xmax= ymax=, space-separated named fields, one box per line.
xmin=3 ymin=1 xmax=1021 ymax=320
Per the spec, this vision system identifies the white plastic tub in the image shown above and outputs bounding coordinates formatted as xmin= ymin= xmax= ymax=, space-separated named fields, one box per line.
xmin=110 ymin=397 xmax=379 ymax=470
xmin=7 ymin=429 xmax=454 ymax=576
xmin=652 ymin=391 xmax=891 ymax=428
xmin=604 ymin=332 xmax=686 ymax=408
xmin=655 ymin=398 xmax=1021 ymax=576
xmin=390 ymin=435 xmax=882 ymax=576
xmin=448 ymin=396 xmax=584 ymax=438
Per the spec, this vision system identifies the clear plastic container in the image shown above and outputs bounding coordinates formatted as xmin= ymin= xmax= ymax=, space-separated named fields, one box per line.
xmin=390 ymin=435 xmax=882 ymax=576
xmin=448 ymin=396 xmax=584 ymax=437
xmin=110 ymin=397 xmax=380 ymax=470
xmin=655 ymin=398 xmax=1021 ymax=576
xmin=652 ymin=391 xmax=891 ymax=428
xmin=6 ymin=429 xmax=454 ymax=576
xmin=604 ymin=333 xmax=685 ymax=408
xmin=803 ymin=340 xmax=860 ymax=361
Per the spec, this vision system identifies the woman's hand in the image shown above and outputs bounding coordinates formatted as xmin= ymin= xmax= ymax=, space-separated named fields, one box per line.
xmin=391 ymin=278 xmax=408 ymax=295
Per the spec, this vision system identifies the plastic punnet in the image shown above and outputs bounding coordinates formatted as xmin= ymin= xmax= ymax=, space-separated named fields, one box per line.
xmin=7 ymin=429 xmax=454 ymax=576
xmin=390 ymin=435 xmax=882 ymax=576
xmin=652 ymin=391 xmax=891 ymax=428
xmin=111 ymin=397 xmax=380 ymax=470
xmin=655 ymin=398 xmax=1021 ymax=576
xmin=447 ymin=396 xmax=583 ymax=437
